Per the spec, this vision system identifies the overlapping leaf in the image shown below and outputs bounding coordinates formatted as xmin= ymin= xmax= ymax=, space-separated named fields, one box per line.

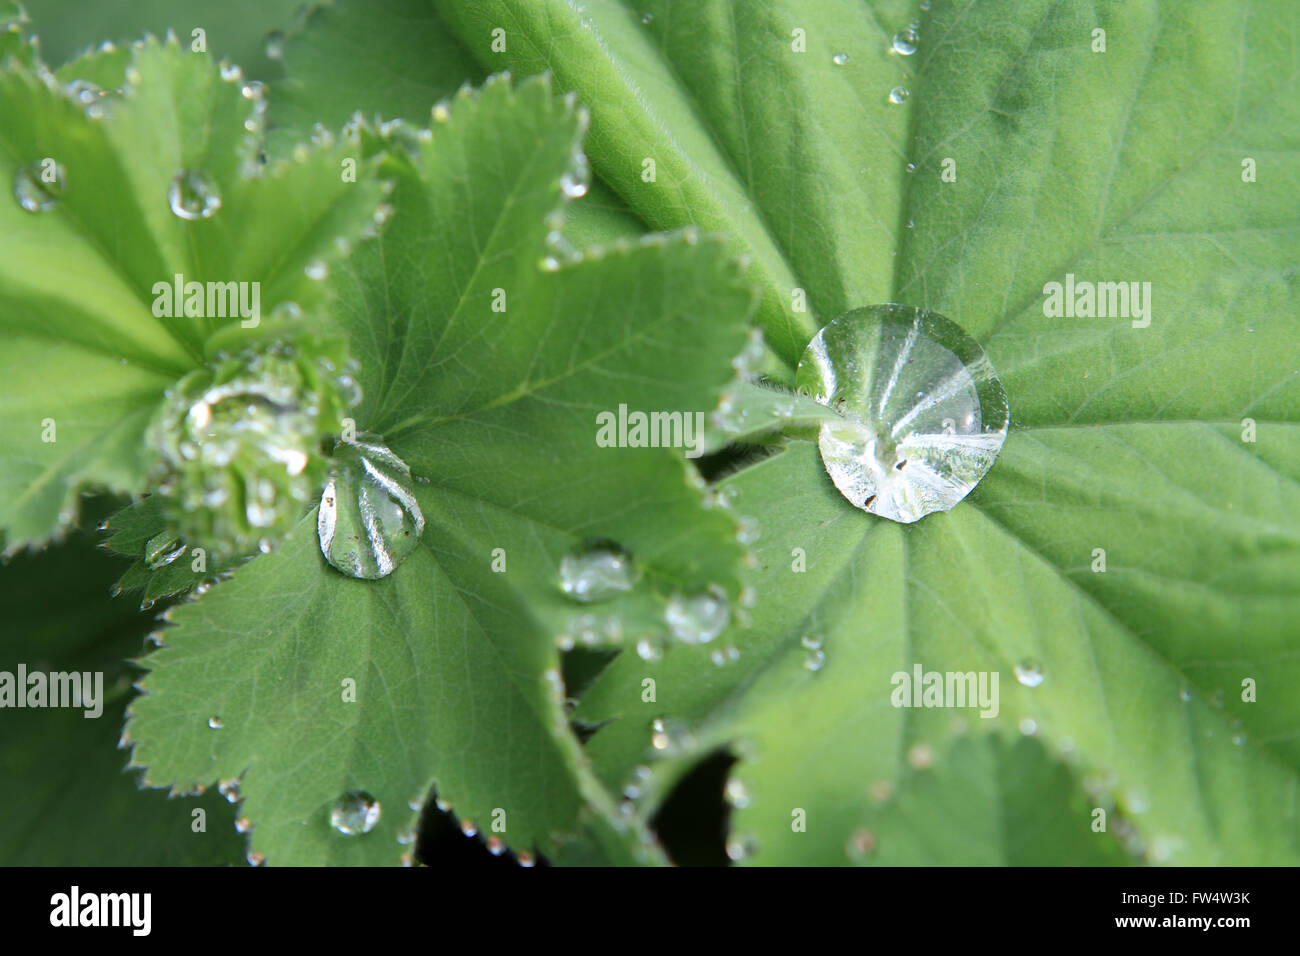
xmin=124 ymin=76 xmax=757 ymax=864
xmin=0 ymin=35 xmax=386 ymax=552
xmin=426 ymin=0 xmax=1300 ymax=864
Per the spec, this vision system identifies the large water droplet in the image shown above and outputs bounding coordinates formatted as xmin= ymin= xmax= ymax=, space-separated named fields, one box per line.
xmin=330 ymin=790 xmax=381 ymax=835
xmin=144 ymin=530 xmax=185 ymax=569
xmin=665 ymin=584 xmax=730 ymax=644
xmin=559 ymin=539 xmax=638 ymax=603
xmin=318 ymin=435 xmax=425 ymax=580
xmin=13 ymin=160 xmax=67 ymax=212
xmin=168 ymin=169 xmax=221 ymax=220
xmin=795 ymin=304 xmax=1010 ymax=523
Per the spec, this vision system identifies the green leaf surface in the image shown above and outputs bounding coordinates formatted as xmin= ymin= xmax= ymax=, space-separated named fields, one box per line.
xmin=125 ymin=76 xmax=757 ymax=865
xmin=0 ymin=37 xmax=386 ymax=553
xmin=0 ymin=523 xmax=243 ymax=865
xmin=438 ymin=0 xmax=1300 ymax=864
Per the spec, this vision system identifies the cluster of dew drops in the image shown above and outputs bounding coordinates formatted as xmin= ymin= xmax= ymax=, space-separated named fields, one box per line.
xmin=11 ymin=52 xmax=351 ymax=285
xmin=829 ymin=3 xmax=929 ymax=107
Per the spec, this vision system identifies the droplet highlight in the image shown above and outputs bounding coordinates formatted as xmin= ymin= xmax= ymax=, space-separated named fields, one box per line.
xmin=795 ymin=304 xmax=1010 ymax=523
xmin=889 ymin=86 xmax=910 ymax=104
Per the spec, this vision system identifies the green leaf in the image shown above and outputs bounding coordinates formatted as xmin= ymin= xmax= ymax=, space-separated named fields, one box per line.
xmin=0 ymin=36 xmax=386 ymax=552
xmin=0 ymin=522 xmax=243 ymax=865
xmin=447 ymin=0 xmax=1300 ymax=864
xmin=125 ymin=75 xmax=757 ymax=865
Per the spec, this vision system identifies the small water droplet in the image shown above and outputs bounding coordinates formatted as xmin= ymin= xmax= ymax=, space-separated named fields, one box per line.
xmin=241 ymin=80 xmax=265 ymax=100
xmin=640 ymin=12 xmax=654 ymax=24
xmin=905 ymin=161 xmax=917 ymax=173
xmin=665 ymin=584 xmax=730 ymax=645
xmin=218 ymin=778 xmax=241 ymax=804
xmin=144 ymin=530 xmax=186 ymax=569
xmin=889 ymin=86 xmax=910 ymax=104
xmin=558 ymin=539 xmax=638 ymax=603
xmin=207 ymin=716 xmax=224 ymax=730
xmin=330 ymin=790 xmax=381 ymax=835
xmin=804 ymin=649 xmax=826 ymax=672
xmin=1018 ymin=717 xmax=1038 ymax=735
xmin=891 ymin=28 xmax=919 ymax=55
xmin=304 ymin=258 xmax=328 ymax=280
xmin=264 ymin=29 xmax=285 ymax=59
xmin=831 ymin=52 xmax=849 ymax=65
xmin=560 ymin=152 xmax=589 ymax=198
xmin=168 ymin=169 xmax=221 ymax=220
xmin=636 ymin=636 xmax=664 ymax=661
xmin=318 ymin=435 xmax=424 ymax=580
xmin=800 ymin=633 xmax=823 ymax=650
xmin=796 ymin=304 xmax=1010 ymax=523
xmin=13 ymin=160 xmax=67 ymax=212
xmin=725 ymin=778 xmax=751 ymax=809
xmin=1179 ymin=686 xmax=1193 ymax=702
xmin=235 ymin=817 xmax=252 ymax=833
xmin=725 ymin=831 xmax=759 ymax=861
xmin=1014 ymin=659 xmax=1045 ymax=687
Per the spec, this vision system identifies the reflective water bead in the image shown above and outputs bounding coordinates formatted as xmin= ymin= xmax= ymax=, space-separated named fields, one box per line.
xmin=330 ymin=790 xmax=381 ymax=835
xmin=317 ymin=435 xmax=425 ymax=580
xmin=13 ymin=160 xmax=67 ymax=212
xmin=665 ymin=585 xmax=730 ymax=644
xmin=795 ymin=304 xmax=1010 ymax=523
xmin=168 ymin=169 xmax=221 ymax=220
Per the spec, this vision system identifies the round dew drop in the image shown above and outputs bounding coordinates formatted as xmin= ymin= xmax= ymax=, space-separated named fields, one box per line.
xmin=168 ymin=169 xmax=221 ymax=220
xmin=665 ymin=584 xmax=731 ymax=645
xmin=795 ymin=304 xmax=1010 ymax=523
xmin=13 ymin=160 xmax=67 ymax=213
xmin=831 ymin=52 xmax=849 ymax=65
xmin=889 ymin=86 xmax=910 ymax=104
xmin=892 ymin=29 xmax=919 ymax=55
xmin=330 ymin=790 xmax=381 ymax=835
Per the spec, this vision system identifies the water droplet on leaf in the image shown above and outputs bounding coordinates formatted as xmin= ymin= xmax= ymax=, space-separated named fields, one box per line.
xmin=665 ymin=584 xmax=730 ymax=644
xmin=168 ymin=169 xmax=221 ymax=220
xmin=892 ymin=28 xmax=919 ymax=55
xmin=795 ymin=304 xmax=1010 ymax=523
xmin=831 ymin=52 xmax=849 ymax=65
xmin=144 ymin=531 xmax=185 ymax=569
xmin=317 ymin=435 xmax=425 ymax=580
xmin=559 ymin=538 xmax=638 ymax=602
xmin=889 ymin=86 xmax=910 ymax=104
xmin=13 ymin=160 xmax=67 ymax=212
xmin=560 ymin=152 xmax=590 ymax=199
xmin=1014 ymin=659 xmax=1045 ymax=687
xmin=330 ymin=790 xmax=381 ymax=835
